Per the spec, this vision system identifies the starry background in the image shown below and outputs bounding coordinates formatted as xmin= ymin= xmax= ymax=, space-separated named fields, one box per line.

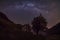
xmin=0 ymin=0 xmax=60 ymax=28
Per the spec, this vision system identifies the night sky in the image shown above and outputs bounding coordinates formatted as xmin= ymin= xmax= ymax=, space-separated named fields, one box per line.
xmin=0 ymin=0 xmax=60 ymax=28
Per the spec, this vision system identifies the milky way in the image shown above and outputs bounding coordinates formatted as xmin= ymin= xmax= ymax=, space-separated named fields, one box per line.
xmin=0 ymin=0 xmax=60 ymax=28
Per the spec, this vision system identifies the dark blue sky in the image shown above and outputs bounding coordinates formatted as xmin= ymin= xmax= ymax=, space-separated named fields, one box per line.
xmin=0 ymin=0 xmax=60 ymax=28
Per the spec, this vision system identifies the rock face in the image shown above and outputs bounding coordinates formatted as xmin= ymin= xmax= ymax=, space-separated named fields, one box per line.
xmin=0 ymin=12 xmax=13 ymax=29
xmin=0 ymin=12 xmax=13 ymax=23
xmin=0 ymin=12 xmax=8 ymax=19
xmin=47 ymin=22 xmax=60 ymax=35
xmin=0 ymin=12 xmax=8 ymax=30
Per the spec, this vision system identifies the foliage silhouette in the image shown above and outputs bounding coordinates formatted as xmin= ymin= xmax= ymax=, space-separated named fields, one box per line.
xmin=31 ymin=14 xmax=47 ymax=35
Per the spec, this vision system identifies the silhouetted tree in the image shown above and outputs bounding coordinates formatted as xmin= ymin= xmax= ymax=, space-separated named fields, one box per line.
xmin=31 ymin=14 xmax=47 ymax=35
xmin=23 ymin=24 xmax=31 ymax=32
